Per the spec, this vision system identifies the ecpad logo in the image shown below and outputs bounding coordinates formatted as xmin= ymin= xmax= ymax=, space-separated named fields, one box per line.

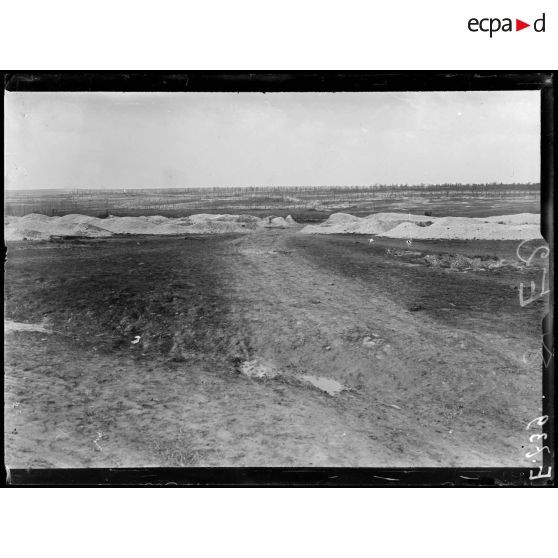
xmin=468 ymin=13 xmax=546 ymax=37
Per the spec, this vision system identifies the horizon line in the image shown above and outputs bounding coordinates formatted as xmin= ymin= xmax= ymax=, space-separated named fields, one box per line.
xmin=4 ymin=182 xmax=541 ymax=193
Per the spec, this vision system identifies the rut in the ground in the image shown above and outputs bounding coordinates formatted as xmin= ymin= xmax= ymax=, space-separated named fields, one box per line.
xmin=214 ymin=229 xmax=541 ymax=466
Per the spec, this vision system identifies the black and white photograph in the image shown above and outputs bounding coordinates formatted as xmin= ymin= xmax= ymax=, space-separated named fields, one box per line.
xmin=3 ymin=73 xmax=554 ymax=485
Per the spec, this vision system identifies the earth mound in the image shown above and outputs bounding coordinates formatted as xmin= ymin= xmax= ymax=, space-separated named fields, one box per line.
xmin=4 ymin=212 xmax=294 ymax=240
xmin=301 ymin=212 xmax=433 ymax=235
xmin=300 ymin=211 xmax=542 ymax=241
xmin=380 ymin=215 xmax=542 ymax=240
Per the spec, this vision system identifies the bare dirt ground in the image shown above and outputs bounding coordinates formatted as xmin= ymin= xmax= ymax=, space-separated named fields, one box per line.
xmin=4 ymin=228 xmax=547 ymax=467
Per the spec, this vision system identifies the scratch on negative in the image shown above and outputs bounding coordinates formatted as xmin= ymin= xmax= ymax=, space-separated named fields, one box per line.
xmin=373 ymin=475 xmax=399 ymax=482
xmin=460 ymin=476 xmax=480 ymax=480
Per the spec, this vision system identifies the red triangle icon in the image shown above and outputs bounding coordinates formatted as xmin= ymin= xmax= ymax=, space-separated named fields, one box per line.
xmin=516 ymin=19 xmax=530 ymax=31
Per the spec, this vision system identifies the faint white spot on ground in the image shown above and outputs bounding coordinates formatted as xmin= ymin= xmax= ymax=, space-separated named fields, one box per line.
xmin=301 ymin=375 xmax=347 ymax=396
xmin=4 ymin=319 xmax=51 ymax=334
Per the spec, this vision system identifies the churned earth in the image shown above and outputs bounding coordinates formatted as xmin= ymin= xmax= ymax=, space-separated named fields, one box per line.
xmin=4 ymin=228 xmax=548 ymax=467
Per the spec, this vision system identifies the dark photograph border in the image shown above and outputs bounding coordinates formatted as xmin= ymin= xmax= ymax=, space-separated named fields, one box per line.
xmin=3 ymin=71 xmax=555 ymax=487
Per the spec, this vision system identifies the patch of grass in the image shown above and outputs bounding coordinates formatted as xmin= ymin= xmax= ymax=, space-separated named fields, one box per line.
xmin=4 ymin=237 xmax=246 ymax=363
xmin=148 ymin=439 xmax=203 ymax=466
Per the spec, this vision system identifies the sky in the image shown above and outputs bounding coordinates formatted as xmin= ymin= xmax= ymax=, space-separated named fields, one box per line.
xmin=4 ymin=90 xmax=540 ymax=190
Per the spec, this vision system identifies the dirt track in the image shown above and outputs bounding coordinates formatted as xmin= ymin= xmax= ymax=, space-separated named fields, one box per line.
xmin=219 ymin=230 xmax=543 ymax=466
xmin=4 ymin=229 xmax=545 ymax=467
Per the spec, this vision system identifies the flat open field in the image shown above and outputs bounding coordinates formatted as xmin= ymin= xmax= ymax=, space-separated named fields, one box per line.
xmin=4 ymin=226 xmax=547 ymax=467
xmin=4 ymin=186 xmax=540 ymax=222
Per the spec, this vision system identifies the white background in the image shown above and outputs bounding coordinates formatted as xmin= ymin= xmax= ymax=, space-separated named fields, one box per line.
xmin=2 ymin=489 xmax=555 ymax=556
xmin=0 ymin=0 xmax=556 ymax=68
xmin=1 ymin=1 xmax=555 ymax=556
